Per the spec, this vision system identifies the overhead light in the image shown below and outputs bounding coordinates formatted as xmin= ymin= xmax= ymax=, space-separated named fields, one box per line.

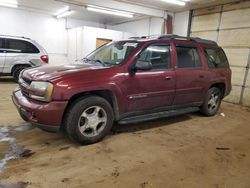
xmin=0 ymin=0 xmax=18 ymax=8
xmin=56 ymin=10 xmax=72 ymax=18
xmin=86 ymin=5 xmax=134 ymax=18
xmin=161 ymin=0 xmax=186 ymax=6
xmin=54 ymin=6 xmax=73 ymax=18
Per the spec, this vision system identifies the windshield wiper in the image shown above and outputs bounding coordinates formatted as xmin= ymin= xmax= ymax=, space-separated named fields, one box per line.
xmin=82 ymin=58 xmax=114 ymax=67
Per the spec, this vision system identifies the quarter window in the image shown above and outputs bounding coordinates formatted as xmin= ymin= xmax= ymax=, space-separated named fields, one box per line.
xmin=205 ymin=48 xmax=229 ymax=68
xmin=176 ymin=46 xmax=202 ymax=68
xmin=137 ymin=44 xmax=171 ymax=70
xmin=6 ymin=39 xmax=39 ymax=53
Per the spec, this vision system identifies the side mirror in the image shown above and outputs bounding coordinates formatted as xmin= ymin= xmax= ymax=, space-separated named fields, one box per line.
xmin=133 ymin=60 xmax=153 ymax=72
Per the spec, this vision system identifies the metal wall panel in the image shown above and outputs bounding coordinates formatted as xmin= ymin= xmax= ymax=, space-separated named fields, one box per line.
xmin=242 ymin=88 xmax=250 ymax=106
xmin=223 ymin=48 xmax=249 ymax=67
xmin=231 ymin=67 xmax=246 ymax=86
xmin=220 ymin=8 xmax=250 ymax=29
xmin=191 ymin=13 xmax=220 ymax=32
xmin=190 ymin=31 xmax=217 ymax=41
xmin=223 ymin=85 xmax=242 ymax=103
xmin=218 ymin=29 xmax=250 ymax=48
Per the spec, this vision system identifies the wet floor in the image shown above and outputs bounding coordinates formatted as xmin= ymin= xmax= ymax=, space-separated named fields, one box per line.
xmin=0 ymin=123 xmax=34 ymax=172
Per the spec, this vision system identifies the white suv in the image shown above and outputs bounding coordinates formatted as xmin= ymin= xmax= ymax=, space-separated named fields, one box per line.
xmin=0 ymin=35 xmax=48 ymax=81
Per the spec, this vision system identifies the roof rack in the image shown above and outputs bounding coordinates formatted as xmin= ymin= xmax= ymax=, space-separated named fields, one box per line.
xmin=158 ymin=34 xmax=217 ymax=45
xmin=129 ymin=34 xmax=217 ymax=45
xmin=0 ymin=34 xmax=31 ymax=40
xmin=129 ymin=35 xmax=160 ymax=40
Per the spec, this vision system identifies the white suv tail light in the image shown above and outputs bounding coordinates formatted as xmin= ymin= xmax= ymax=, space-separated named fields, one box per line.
xmin=40 ymin=55 xmax=49 ymax=64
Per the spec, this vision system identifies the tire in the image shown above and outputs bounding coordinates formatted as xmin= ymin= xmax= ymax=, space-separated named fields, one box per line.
xmin=64 ymin=96 xmax=114 ymax=145
xmin=12 ymin=66 xmax=27 ymax=82
xmin=200 ymin=87 xmax=222 ymax=116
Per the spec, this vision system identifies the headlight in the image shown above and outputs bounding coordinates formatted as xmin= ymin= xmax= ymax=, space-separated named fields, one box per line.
xmin=29 ymin=81 xmax=54 ymax=102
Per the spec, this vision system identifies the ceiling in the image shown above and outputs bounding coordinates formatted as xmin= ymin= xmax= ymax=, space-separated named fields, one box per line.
xmin=15 ymin=0 xmax=240 ymax=25
xmin=115 ymin=0 xmax=239 ymax=12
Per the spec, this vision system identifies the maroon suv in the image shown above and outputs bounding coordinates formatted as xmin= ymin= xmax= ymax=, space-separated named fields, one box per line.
xmin=12 ymin=35 xmax=231 ymax=144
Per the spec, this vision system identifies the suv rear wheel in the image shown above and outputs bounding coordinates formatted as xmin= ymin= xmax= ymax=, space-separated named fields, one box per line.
xmin=12 ymin=66 xmax=28 ymax=82
xmin=64 ymin=96 xmax=114 ymax=145
xmin=200 ymin=87 xmax=222 ymax=116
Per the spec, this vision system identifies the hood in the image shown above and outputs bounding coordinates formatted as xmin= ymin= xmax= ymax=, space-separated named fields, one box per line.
xmin=22 ymin=63 xmax=104 ymax=81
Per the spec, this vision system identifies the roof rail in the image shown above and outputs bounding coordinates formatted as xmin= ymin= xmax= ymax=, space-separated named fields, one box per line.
xmin=129 ymin=35 xmax=160 ymax=40
xmin=158 ymin=34 xmax=217 ymax=45
xmin=0 ymin=34 xmax=31 ymax=40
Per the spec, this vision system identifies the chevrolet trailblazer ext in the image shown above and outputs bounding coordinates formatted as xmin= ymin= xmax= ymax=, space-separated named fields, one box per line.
xmin=13 ymin=35 xmax=231 ymax=145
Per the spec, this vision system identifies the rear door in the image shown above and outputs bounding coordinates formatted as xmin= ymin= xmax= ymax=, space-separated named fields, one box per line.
xmin=0 ymin=38 xmax=6 ymax=73
xmin=173 ymin=42 xmax=207 ymax=105
xmin=3 ymin=39 xmax=40 ymax=73
xmin=124 ymin=42 xmax=176 ymax=112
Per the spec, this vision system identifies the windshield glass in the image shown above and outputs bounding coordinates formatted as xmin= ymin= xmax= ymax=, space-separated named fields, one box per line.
xmin=84 ymin=41 xmax=139 ymax=67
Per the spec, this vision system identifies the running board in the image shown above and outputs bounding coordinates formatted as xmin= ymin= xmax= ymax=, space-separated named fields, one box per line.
xmin=118 ymin=107 xmax=199 ymax=124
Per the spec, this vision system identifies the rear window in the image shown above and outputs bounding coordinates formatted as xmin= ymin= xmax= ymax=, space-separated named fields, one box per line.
xmin=0 ymin=38 xmax=4 ymax=48
xmin=205 ymin=48 xmax=229 ymax=68
xmin=6 ymin=39 xmax=40 ymax=53
xmin=176 ymin=46 xmax=202 ymax=68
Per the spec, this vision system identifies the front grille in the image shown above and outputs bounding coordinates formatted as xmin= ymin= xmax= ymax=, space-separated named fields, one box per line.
xmin=22 ymin=77 xmax=32 ymax=86
xmin=19 ymin=76 xmax=32 ymax=98
xmin=21 ymin=90 xmax=29 ymax=98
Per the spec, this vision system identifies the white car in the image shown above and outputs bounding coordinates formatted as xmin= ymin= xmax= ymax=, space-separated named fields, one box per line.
xmin=0 ymin=35 xmax=48 ymax=81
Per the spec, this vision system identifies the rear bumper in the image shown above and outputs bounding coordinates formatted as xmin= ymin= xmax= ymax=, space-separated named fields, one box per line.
xmin=12 ymin=88 xmax=68 ymax=131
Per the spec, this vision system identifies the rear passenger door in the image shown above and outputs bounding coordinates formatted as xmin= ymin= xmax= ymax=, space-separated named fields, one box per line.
xmin=0 ymin=38 xmax=6 ymax=73
xmin=173 ymin=42 xmax=207 ymax=105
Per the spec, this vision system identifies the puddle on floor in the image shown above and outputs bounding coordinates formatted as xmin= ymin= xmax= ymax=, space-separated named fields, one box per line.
xmin=0 ymin=123 xmax=34 ymax=172
xmin=0 ymin=181 xmax=29 ymax=188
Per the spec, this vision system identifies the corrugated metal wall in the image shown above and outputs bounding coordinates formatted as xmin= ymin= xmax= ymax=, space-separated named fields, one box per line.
xmin=190 ymin=1 xmax=250 ymax=106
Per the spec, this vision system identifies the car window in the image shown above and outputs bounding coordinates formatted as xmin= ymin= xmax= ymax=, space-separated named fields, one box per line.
xmin=205 ymin=48 xmax=229 ymax=68
xmin=6 ymin=39 xmax=39 ymax=53
xmin=137 ymin=44 xmax=171 ymax=70
xmin=0 ymin=38 xmax=4 ymax=48
xmin=176 ymin=46 xmax=202 ymax=68
xmin=86 ymin=41 xmax=139 ymax=66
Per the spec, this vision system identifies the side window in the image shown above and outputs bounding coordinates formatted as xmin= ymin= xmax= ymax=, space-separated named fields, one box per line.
xmin=0 ymin=38 xmax=4 ymax=48
xmin=137 ymin=44 xmax=171 ymax=70
xmin=176 ymin=46 xmax=202 ymax=68
xmin=6 ymin=39 xmax=39 ymax=53
xmin=205 ymin=48 xmax=229 ymax=68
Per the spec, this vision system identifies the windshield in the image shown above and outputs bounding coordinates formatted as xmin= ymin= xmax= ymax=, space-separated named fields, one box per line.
xmin=84 ymin=41 xmax=139 ymax=67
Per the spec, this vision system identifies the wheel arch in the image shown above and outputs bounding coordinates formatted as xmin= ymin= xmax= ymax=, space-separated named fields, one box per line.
xmin=209 ymin=82 xmax=225 ymax=98
xmin=11 ymin=63 xmax=31 ymax=75
xmin=62 ymin=89 xmax=119 ymax=126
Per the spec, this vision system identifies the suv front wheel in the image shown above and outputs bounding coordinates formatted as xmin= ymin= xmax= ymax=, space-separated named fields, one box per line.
xmin=200 ymin=87 xmax=222 ymax=116
xmin=64 ymin=96 xmax=114 ymax=145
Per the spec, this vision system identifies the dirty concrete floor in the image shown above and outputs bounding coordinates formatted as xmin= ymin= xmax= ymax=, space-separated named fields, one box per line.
xmin=0 ymin=77 xmax=250 ymax=188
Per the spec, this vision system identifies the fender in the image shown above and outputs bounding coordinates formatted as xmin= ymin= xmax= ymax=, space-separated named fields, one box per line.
xmin=10 ymin=60 xmax=33 ymax=74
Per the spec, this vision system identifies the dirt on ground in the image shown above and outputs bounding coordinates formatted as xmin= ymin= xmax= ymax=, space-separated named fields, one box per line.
xmin=0 ymin=77 xmax=250 ymax=188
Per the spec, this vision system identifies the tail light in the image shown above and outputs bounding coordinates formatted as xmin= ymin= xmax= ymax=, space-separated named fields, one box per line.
xmin=40 ymin=55 xmax=49 ymax=64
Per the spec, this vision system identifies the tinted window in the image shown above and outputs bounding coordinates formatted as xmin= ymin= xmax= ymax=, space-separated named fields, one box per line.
xmin=176 ymin=46 xmax=202 ymax=68
xmin=6 ymin=39 xmax=39 ymax=53
xmin=137 ymin=44 xmax=171 ymax=70
xmin=205 ymin=48 xmax=229 ymax=68
xmin=0 ymin=38 xmax=4 ymax=48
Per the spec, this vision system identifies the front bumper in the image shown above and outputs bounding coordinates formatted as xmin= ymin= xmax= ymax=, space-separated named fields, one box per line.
xmin=12 ymin=88 xmax=68 ymax=132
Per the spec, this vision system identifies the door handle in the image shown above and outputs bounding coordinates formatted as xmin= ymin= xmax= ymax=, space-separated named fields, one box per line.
xmin=199 ymin=75 xmax=205 ymax=78
xmin=165 ymin=76 xmax=173 ymax=80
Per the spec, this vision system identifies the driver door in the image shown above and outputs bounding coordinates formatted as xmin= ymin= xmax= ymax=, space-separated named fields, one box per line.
xmin=124 ymin=43 xmax=175 ymax=113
